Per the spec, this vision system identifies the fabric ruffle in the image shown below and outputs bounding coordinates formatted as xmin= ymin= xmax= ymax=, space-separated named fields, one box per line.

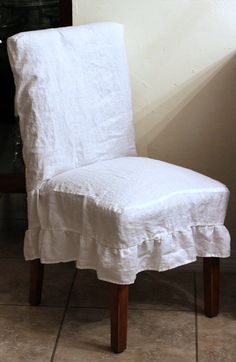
xmin=24 ymin=224 xmax=230 ymax=284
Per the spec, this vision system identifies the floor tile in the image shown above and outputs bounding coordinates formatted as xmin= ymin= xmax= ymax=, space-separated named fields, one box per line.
xmin=54 ymin=308 xmax=196 ymax=361
xmin=42 ymin=262 xmax=76 ymax=307
xmin=0 ymin=305 xmax=62 ymax=362
xmin=70 ymin=269 xmax=195 ymax=311
xmin=0 ymin=258 xmax=27 ymax=304
xmin=0 ymin=258 xmax=75 ymax=307
xmin=69 ymin=270 xmax=109 ymax=308
xmin=129 ymin=269 xmax=195 ymax=311
xmin=197 ymin=313 xmax=236 ymax=362
xmin=196 ymin=272 xmax=236 ymax=314
xmin=196 ymin=272 xmax=236 ymax=361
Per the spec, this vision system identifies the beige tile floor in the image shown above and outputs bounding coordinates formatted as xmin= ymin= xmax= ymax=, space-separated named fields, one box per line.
xmin=0 ymin=193 xmax=236 ymax=362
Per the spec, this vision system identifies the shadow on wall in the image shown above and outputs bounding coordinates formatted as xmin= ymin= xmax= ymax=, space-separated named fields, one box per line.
xmin=135 ymin=53 xmax=236 ymax=248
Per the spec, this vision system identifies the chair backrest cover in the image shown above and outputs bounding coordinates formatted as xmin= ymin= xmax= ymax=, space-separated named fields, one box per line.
xmin=7 ymin=23 xmax=136 ymax=191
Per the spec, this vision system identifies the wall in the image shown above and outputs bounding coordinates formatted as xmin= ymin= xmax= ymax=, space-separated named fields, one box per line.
xmin=73 ymin=0 xmax=236 ymax=254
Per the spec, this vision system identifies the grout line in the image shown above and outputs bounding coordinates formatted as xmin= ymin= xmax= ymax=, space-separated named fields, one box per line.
xmin=50 ymin=269 xmax=77 ymax=362
xmin=67 ymin=305 xmax=193 ymax=312
xmin=0 ymin=303 xmax=36 ymax=308
xmin=194 ymin=272 xmax=199 ymax=362
xmin=0 ymin=303 xmax=69 ymax=308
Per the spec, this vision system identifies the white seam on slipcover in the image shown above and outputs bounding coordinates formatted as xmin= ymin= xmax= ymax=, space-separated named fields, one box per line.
xmin=37 ymin=187 xmax=228 ymax=214
xmin=24 ymin=224 xmax=230 ymax=284
xmin=39 ymin=190 xmax=122 ymax=213
xmin=25 ymin=223 xmax=225 ymax=250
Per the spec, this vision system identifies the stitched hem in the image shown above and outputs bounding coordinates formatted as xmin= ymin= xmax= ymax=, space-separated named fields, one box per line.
xmin=24 ymin=224 xmax=230 ymax=284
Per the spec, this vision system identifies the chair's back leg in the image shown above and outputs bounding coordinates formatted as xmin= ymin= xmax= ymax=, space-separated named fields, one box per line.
xmin=110 ymin=284 xmax=129 ymax=353
xmin=203 ymin=257 xmax=220 ymax=317
xmin=29 ymin=259 xmax=44 ymax=306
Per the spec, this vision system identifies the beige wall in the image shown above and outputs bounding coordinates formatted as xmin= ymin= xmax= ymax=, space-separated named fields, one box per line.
xmin=73 ymin=0 xmax=236 ymax=249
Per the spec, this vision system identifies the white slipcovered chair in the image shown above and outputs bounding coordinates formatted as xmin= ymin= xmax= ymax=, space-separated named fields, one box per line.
xmin=8 ymin=23 xmax=230 ymax=353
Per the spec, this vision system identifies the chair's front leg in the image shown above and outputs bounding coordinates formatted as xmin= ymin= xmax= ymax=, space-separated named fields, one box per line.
xmin=203 ymin=257 xmax=220 ymax=318
xmin=110 ymin=284 xmax=129 ymax=353
xmin=29 ymin=259 xmax=44 ymax=306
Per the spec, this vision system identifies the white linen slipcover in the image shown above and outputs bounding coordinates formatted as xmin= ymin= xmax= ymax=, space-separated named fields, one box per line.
xmin=7 ymin=23 xmax=230 ymax=284
xmin=25 ymin=157 xmax=230 ymax=284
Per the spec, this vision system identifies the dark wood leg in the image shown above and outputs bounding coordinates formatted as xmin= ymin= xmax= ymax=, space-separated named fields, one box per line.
xmin=203 ymin=257 xmax=220 ymax=318
xmin=29 ymin=259 xmax=44 ymax=306
xmin=110 ymin=284 xmax=129 ymax=353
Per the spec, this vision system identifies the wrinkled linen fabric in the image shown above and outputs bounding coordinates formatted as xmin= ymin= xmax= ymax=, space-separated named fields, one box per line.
xmin=8 ymin=23 xmax=230 ymax=284
xmin=7 ymin=23 xmax=136 ymax=191
xmin=25 ymin=156 xmax=230 ymax=284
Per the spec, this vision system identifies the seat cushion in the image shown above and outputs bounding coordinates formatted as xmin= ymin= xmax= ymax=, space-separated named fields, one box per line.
xmin=25 ymin=157 xmax=230 ymax=284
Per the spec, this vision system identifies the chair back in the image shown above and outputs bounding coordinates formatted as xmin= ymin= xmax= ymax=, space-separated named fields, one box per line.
xmin=8 ymin=23 xmax=136 ymax=190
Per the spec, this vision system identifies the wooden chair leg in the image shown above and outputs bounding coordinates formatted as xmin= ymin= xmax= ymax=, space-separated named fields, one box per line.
xmin=29 ymin=259 xmax=44 ymax=306
xmin=203 ymin=257 xmax=220 ymax=318
xmin=110 ymin=284 xmax=129 ymax=353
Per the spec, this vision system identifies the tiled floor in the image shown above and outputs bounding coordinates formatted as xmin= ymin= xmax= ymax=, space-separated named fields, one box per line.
xmin=0 ymin=193 xmax=235 ymax=362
